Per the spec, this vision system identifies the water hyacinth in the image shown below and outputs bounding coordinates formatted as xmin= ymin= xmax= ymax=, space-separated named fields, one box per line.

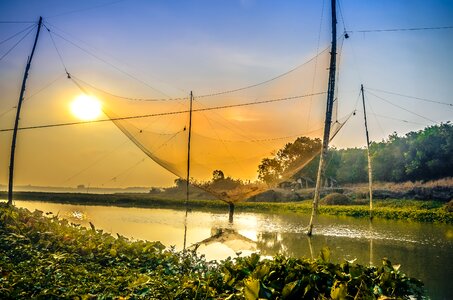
xmin=0 ymin=204 xmax=425 ymax=299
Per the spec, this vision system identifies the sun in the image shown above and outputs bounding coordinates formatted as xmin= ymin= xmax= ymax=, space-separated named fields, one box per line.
xmin=70 ymin=94 xmax=102 ymax=121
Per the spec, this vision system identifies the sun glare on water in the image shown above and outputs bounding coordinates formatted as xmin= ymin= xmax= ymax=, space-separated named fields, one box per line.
xmin=70 ymin=95 xmax=102 ymax=121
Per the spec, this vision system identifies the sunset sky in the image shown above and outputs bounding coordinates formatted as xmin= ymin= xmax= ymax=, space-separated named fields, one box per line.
xmin=0 ymin=0 xmax=452 ymax=189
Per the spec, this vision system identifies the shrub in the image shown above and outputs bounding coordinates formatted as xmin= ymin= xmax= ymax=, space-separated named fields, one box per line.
xmin=445 ymin=199 xmax=453 ymax=212
xmin=321 ymin=193 xmax=352 ymax=205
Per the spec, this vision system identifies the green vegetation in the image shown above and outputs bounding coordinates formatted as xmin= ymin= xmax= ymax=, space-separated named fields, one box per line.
xmin=3 ymin=191 xmax=453 ymax=224
xmin=0 ymin=204 xmax=425 ymax=299
xmin=321 ymin=193 xmax=353 ymax=206
xmin=445 ymin=199 xmax=453 ymax=213
xmin=258 ymin=123 xmax=453 ymax=185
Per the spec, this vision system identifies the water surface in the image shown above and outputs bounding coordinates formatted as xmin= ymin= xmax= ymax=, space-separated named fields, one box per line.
xmin=15 ymin=200 xmax=453 ymax=299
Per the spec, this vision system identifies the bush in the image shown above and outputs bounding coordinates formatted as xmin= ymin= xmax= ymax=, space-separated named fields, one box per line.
xmin=321 ymin=193 xmax=352 ymax=205
xmin=445 ymin=199 xmax=453 ymax=212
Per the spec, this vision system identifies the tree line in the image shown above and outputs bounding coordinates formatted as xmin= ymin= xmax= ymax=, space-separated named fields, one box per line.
xmin=258 ymin=123 xmax=453 ymax=185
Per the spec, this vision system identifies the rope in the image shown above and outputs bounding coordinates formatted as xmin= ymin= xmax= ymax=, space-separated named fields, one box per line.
xmin=66 ymin=46 xmax=331 ymax=102
xmin=0 ymin=92 xmax=327 ymax=132
xmin=0 ymin=24 xmax=36 ymax=62
xmin=349 ymin=25 xmax=453 ymax=33
xmin=366 ymin=87 xmax=453 ymax=108
xmin=0 ymin=24 xmax=35 ymax=45
xmin=367 ymin=91 xmax=438 ymax=124
xmin=47 ymin=28 xmax=171 ymax=98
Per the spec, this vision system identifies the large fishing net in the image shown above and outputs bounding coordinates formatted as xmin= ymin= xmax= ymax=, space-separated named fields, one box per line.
xmin=72 ymin=48 xmax=346 ymax=204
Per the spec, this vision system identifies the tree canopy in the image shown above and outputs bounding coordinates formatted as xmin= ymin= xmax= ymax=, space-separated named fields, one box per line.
xmin=257 ymin=123 xmax=453 ymax=185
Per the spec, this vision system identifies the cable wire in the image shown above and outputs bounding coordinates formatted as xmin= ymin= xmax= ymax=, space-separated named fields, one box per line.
xmin=337 ymin=0 xmax=348 ymax=33
xmin=0 ymin=24 xmax=35 ymax=46
xmin=369 ymin=113 xmax=429 ymax=126
xmin=0 ymin=21 xmax=35 ymax=24
xmin=0 ymin=92 xmax=326 ymax=132
xmin=44 ymin=24 xmax=69 ymax=72
xmin=367 ymin=91 xmax=438 ymax=124
xmin=102 ymin=157 xmax=147 ymax=186
xmin=62 ymin=139 xmax=131 ymax=184
xmin=350 ymin=25 xmax=453 ymax=33
xmin=0 ymin=24 xmax=36 ymax=62
xmin=44 ymin=20 xmax=189 ymax=97
xmin=366 ymin=87 xmax=453 ymax=108
xmin=47 ymin=28 xmax=171 ymax=98
xmin=366 ymin=97 xmax=385 ymax=138
xmin=0 ymin=74 xmax=65 ymax=119
xmin=307 ymin=0 xmax=325 ymax=129
xmin=67 ymin=44 xmax=331 ymax=102
xmin=197 ymin=46 xmax=331 ymax=99
xmin=70 ymin=75 xmax=188 ymax=101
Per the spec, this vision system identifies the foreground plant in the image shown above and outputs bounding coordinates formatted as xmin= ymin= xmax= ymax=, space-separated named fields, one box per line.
xmin=0 ymin=204 xmax=425 ymax=299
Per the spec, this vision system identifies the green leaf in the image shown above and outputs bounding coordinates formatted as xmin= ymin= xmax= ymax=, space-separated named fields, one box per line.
xmin=330 ymin=280 xmax=347 ymax=300
xmin=244 ymin=278 xmax=260 ymax=300
xmin=320 ymin=247 xmax=331 ymax=262
xmin=282 ymin=280 xmax=299 ymax=298
xmin=252 ymin=264 xmax=270 ymax=280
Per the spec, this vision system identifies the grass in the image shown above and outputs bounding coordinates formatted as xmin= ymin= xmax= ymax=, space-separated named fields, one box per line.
xmin=343 ymin=177 xmax=453 ymax=193
xmin=1 ymin=190 xmax=452 ymax=224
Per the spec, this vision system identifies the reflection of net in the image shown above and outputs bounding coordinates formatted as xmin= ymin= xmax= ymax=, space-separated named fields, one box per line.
xmin=77 ymin=50 xmax=342 ymax=203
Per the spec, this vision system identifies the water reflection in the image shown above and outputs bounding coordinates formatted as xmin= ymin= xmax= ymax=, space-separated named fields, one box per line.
xmin=14 ymin=200 xmax=453 ymax=299
xmin=191 ymin=227 xmax=256 ymax=253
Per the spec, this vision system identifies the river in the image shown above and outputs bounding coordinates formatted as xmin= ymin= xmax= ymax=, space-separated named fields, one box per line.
xmin=15 ymin=200 xmax=453 ymax=299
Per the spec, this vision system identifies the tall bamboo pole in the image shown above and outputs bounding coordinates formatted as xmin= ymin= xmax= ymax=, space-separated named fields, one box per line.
xmin=361 ymin=84 xmax=373 ymax=219
xmin=183 ymin=91 xmax=194 ymax=250
xmin=307 ymin=0 xmax=337 ymax=236
xmin=8 ymin=17 xmax=43 ymax=206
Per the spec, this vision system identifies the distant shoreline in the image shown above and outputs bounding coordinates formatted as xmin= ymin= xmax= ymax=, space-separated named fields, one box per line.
xmin=2 ymin=191 xmax=452 ymax=224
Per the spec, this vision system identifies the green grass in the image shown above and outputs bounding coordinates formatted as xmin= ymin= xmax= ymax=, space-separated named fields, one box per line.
xmin=1 ymin=191 xmax=452 ymax=224
xmin=0 ymin=204 xmax=426 ymax=299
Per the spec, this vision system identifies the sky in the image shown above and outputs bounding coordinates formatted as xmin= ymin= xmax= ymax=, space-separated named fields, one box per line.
xmin=0 ymin=0 xmax=452 ymax=189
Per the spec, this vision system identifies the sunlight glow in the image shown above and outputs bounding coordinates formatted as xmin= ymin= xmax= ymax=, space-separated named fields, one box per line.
xmin=70 ymin=94 xmax=102 ymax=121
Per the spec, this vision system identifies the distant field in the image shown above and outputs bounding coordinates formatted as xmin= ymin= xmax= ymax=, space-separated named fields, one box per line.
xmin=1 ymin=189 xmax=452 ymax=224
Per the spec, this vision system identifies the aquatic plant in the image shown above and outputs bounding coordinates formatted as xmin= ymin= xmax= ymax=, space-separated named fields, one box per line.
xmin=0 ymin=204 xmax=425 ymax=299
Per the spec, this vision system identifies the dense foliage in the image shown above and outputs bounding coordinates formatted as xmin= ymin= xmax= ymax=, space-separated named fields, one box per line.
xmin=258 ymin=123 xmax=453 ymax=185
xmin=321 ymin=193 xmax=353 ymax=206
xmin=370 ymin=123 xmax=453 ymax=182
xmin=0 ymin=204 xmax=425 ymax=299
xmin=257 ymin=137 xmax=321 ymax=186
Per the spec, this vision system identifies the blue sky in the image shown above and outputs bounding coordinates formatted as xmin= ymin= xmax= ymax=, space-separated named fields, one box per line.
xmin=0 ymin=0 xmax=452 ymax=188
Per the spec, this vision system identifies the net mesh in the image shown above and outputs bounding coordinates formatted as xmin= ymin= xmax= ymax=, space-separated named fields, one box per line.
xmin=74 ymin=49 xmax=344 ymax=203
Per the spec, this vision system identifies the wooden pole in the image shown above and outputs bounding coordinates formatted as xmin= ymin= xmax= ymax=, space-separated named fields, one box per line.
xmin=7 ymin=16 xmax=43 ymax=206
xmin=183 ymin=91 xmax=194 ymax=250
xmin=307 ymin=0 xmax=337 ymax=236
xmin=361 ymin=84 xmax=373 ymax=219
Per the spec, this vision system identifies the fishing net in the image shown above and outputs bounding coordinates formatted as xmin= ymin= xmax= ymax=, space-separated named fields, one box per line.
xmin=73 ymin=48 xmax=345 ymax=203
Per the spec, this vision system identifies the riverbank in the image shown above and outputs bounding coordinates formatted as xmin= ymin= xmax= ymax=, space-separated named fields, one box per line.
xmin=0 ymin=204 xmax=425 ymax=298
xmin=1 ymin=191 xmax=452 ymax=224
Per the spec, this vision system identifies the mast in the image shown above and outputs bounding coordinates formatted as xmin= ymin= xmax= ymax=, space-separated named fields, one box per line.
xmin=361 ymin=84 xmax=373 ymax=219
xmin=183 ymin=91 xmax=194 ymax=249
xmin=7 ymin=16 xmax=43 ymax=206
xmin=186 ymin=91 xmax=194 ymax=208
xmin=307 ymin=0 xmax=337 ymax=235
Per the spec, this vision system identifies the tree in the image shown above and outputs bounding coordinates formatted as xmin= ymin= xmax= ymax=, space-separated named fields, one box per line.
xmin=257 ymin=158 xmax=283 ymax=186
xmin=335 ymin=148 xmax=367 ymax=184
xmin=174 ymin=178 xmax=187 ymax=189
xmin=257 ymin=137 xmax=321 ymax=186
xmin=404 ymin=123 xmax=453 ymax=180
xmin=370 ymin=133 xmax=408 ymax=182
xmin=212 ymin=170 xmax=225 ymax=182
